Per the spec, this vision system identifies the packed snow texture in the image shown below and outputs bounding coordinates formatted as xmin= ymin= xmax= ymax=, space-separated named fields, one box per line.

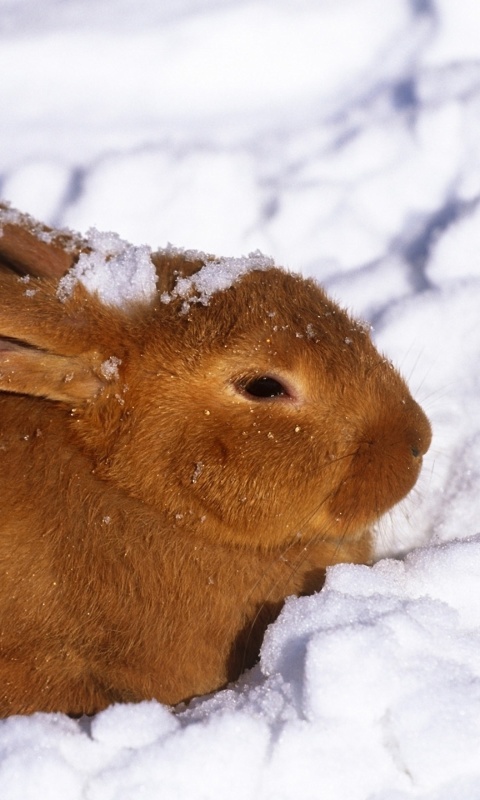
xmin=1 ymin=0 xmax=480 ymax=798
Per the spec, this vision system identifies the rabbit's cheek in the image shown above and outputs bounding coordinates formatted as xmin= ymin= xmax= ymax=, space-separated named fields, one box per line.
xmin=177 ymin=427 xmax=339 ymax=543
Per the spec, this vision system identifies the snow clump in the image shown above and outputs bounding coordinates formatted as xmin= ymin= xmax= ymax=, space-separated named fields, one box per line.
xmin=56 ymin=234 xmax=275 ymax=312
xmin=57 ymin=228 xmax=157 ymax=307
xmin=160 ymin=247 xmax=275 ymax=308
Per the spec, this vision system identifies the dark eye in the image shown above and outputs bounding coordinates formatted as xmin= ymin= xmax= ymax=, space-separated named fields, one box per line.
xmin=242 ymin=376 xmax=288 ymax=399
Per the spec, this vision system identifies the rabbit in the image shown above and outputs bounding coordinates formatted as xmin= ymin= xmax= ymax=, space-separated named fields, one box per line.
xmin=0 ymin=204 xmax=432 ymax=716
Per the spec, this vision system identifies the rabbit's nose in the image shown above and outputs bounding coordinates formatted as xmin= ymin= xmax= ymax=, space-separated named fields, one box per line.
xmin=407 ymin=399 xmax=432 ymax=460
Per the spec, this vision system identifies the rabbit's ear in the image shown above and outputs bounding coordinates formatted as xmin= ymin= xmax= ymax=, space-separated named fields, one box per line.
xmin=0 ymin=203 xmax=86 ymax=279
xmin=0 ymin=257 xmax=126 ymax=407
xmin=0 ymin=271 xmax=105 ymax=403
xmin=0 ymin=338 xmax=103 ymax=403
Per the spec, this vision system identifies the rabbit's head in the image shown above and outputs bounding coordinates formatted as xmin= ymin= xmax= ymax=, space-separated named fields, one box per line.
xmin=0 ymin=250 xmax=431 ymax=553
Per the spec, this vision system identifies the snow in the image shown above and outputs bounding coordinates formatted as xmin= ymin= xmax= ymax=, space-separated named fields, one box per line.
xmin=55 ymin=230 xmax=274 ymax=308
xmin=3 ymin=540 xmax=480 ymax=798
xmin=100 ymin=357 xmax=122 ymax=382
xmin=2 ymin=0 xmax=480 ymax=797
xmin=56 ymin=229 xmax=157 ymax=306
xmin=161 ymin=248 xmax=275 ymax=308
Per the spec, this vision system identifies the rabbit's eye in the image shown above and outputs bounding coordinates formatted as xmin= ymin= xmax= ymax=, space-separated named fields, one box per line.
xmin=242 ymin=376 xmax=288 ymax=399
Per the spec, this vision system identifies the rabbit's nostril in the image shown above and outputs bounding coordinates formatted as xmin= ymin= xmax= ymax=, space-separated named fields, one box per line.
xmin=411 ymin=445 xmax=421 ymax=458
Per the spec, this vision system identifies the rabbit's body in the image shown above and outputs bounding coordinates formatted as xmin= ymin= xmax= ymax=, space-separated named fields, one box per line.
xmin=0 ymin=208 xmax=431 ymax=716
xmin=0 ymin=388 xmax=364 ymax=713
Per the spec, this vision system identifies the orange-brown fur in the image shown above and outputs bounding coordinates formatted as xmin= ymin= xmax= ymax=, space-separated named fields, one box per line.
xmin=0 ymin=207 xmax=431 ymax=716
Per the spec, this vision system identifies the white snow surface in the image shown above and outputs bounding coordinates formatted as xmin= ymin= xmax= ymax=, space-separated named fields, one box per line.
xmin=2 ymin=0 xmax=480 ymax=798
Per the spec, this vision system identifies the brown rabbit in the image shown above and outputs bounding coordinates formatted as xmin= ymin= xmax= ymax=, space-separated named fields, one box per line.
xmin=0 ymin=204 xmax=431 ymax=716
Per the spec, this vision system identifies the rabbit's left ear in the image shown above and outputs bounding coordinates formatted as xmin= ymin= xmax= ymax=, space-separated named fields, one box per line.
xmin=0 ymin=338 xmax=103 ymax=403
xmin=0 ymin=270 xmax=106 ymax=404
